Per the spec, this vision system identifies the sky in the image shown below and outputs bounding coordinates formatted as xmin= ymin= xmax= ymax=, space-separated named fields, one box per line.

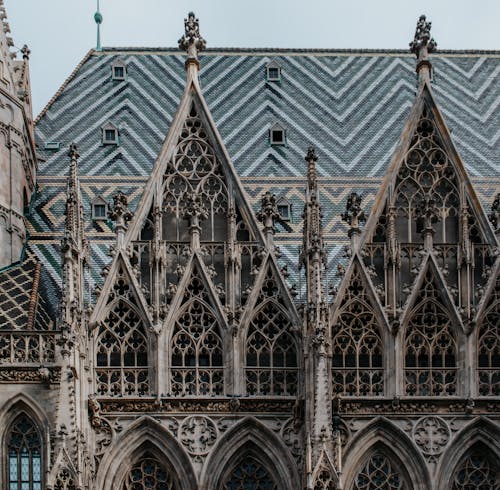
xmin=4 ymin=0 xmax=500 ymax=116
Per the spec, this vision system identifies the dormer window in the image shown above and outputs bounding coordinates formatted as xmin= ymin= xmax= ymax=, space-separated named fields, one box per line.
xmin=266 ymin=61 xmax=281 ymax=82
xmin=276 ymin=197 xmax=292 ymax=221
xmin=102 ymin=123 xmax=119 ymax=145
xmin=111 ymin=60 xmax=127 ymax=81
xmin=92 ymin=196 xmax=108 ymax=220
xmin=270 ymin=123 xmax=286 ymax=146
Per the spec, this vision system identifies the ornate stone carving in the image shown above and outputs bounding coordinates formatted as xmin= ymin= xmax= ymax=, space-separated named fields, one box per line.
xmin=412 ymin=416 xmax=450 ymax=456
xmin=489 ymin=193 xmax=499 ymax=230
xmin=179 ymin=415 xmax=218 ymax=456
xmin=409 ymin=14 xmax=437 ymax=57
xmin=178 ymin=12 xmax=206 ymax=61
xmin=341 ymin=192 xmax=366 ymax=236
xmin=257 ymin=191 xmax=279 ymax=237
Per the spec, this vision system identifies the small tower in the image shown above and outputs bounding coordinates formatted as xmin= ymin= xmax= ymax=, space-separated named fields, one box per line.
xmin=0 ymin=0 xmax=37 ymax=267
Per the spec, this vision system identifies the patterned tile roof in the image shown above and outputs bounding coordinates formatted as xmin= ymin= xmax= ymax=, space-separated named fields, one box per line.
xmin=31 ymin=48 xmax=500 ymax=296
xmin=0 ymin=250 xmax=58 ymax=329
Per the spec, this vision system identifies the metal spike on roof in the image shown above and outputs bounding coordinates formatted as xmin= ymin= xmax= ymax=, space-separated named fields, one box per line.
xmin=94 ymin=0 xmax=103 ymax=51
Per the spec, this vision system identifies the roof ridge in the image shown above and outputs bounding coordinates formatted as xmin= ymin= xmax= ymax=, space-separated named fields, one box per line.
xmin=96 ymin=46 xmax=500 ymax=55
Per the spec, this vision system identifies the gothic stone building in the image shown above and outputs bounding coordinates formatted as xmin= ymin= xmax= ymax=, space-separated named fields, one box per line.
xmin=0 ymin=7 xmax=499 ymax=490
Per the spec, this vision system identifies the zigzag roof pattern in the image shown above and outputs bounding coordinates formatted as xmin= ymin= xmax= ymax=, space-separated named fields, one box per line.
xmin=35 ymin=49 xmax=500 ymax=178
xmin=30 ymin=48 xmax=500 ymax=300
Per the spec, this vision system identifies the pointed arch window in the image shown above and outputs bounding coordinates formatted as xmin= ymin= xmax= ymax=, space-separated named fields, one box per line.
xmin=404 ymin=273 xmax=457 ymax=396
xmin=7 ymin=415 xmax=42 ymax=490
xmin=245 ymin=301 xmax=298 ymax=396
xmin=451 ymin=446 xmax=499 ymax=489
xmin=332 ymin=269 xmax=384 ymax=397
xmin=96 ymin=299 xmax=149 ymax=397
xmin=314 ymin=468 xmax=336 ymax=490
xmin=353 ymin=452 xmax=406 ymax=490
xmin=170 ymin=297 xmax=224 ymax=396
xmin=54 ymin=469 xmax=76 ymax=490
xmin=477 ymin=291 xmax=499 ymax=396
xmin=222 ymin=456 xmax=277 ymax=490
xmin=122 ymin=454 xmax=178 ymax=490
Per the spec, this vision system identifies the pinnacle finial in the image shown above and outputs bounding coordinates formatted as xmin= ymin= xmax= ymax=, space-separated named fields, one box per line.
xmin=305 ymin=146 xmax=318 ymax=192
xmin=489 ymin=193 xmax=500 ymax=231
xmin=68 ymin=143 xmax=79 ymax=161
xmin=178 ymin=12 xmax=206 ymax=69
xmin=410 ymin=15 xmax=437 ymax=60
xmin=341 ymin=192 xmax=366 ymax=239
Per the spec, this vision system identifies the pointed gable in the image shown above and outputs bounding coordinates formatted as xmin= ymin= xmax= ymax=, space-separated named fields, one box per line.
xmin=331 ymin=258 xmax=386 ymax=396
xmin=360 ymin=83 xmax=498 ymax=322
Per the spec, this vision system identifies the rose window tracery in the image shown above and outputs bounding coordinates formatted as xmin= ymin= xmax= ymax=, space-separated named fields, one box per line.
xmin=223 ymin=457 xmax=277 ymax=490
xmin=171 ymin=299 xmax=223 ymax=396
xmin=353 ymin=453 xmax=405 ymax=490
xmin=245 ymin=301 xmax=298 ymax=396
xmin=404 ymin=271 xmax=457 ymax=396
xmin=96 ymin=299 xmax=149 ymax=397
xmin=123 ymin=456 xmax=178 ymax=490
xmin=332 ymin=268 xmax=384 ymax=397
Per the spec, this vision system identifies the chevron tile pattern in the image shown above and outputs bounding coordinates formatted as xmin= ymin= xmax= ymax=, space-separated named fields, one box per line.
xmin=31 ymin=49 xmax=500 ymax=301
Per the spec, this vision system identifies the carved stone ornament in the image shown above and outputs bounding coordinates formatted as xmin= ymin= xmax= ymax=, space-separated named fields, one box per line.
xmin=178 ymin=12 xmax=206 ymax=60
xmin=108 ymin=191 xmax=133 ymax=223
xmin=341 ymin=192 xmax=366 ymax=236
xmin=412 ymin=416 xmax=450 ymax=455
xmin=179 ymin=415 xmax=218 ymax=456
xmin=489 ymin=193 xmax=500 ymax=230
xmin=409 ymin=14 xmax=437 ymax=57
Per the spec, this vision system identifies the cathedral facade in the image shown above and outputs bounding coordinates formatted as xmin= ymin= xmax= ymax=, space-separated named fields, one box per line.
xmin=0 ymin=5 xmax=499 ymax=489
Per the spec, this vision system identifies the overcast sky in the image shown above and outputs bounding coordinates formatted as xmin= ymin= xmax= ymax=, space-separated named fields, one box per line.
xmin=4 ymin=0 xmax=500 ymax=116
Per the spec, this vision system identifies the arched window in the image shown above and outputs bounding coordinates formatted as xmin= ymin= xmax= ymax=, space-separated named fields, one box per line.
xmin=477 ymin=295 xmax=499 ymax=396
xmin=170 ymin=299 xmax=223 ymax=396
xmin=245 ymin=301 xmax=298 ymax=396
xmin=404 ymin=272 xmax=457 ymax=396
xmin=222 ymin=456 xmax=277 ymax=490
xmin=122 ymin=455 xmax=178 ymax=490
xmin=332 ymin=268 xmax=384 ymax=396
xmin=353 ymin=452 xmax=405 ymax=490
xmin=96 ymin=299 xmax=149 ymax=396
xmin=7 ymin=415 xmax=42 ymax=490
xmin=451 ymin=447 xmax=499 ymax=489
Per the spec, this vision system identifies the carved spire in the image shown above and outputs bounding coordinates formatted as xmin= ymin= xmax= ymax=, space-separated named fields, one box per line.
xmin=489 ymin=193 xmax=500 ymax=235
xmin=341 ymin=192 xmax=365 ymax=249
xmin=409 ymin=14 xmax=437 ymax=85
xmin=178 ymin=12 xmax=206 ymax=73
xmin=257 ymin=191 xmax=279 ymax=243
xmin=109 ymin=191 xmax=133 ymax=249
xmin=61 ymin=144 xmax=86 ymax=334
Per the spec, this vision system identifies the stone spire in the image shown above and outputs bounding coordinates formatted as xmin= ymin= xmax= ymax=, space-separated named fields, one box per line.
xmin=300 ymin=148 xmax=336 ymax=488
xmin=178 ymin=12 xmax=206 ymax=76
xmin=61 ymin=144 xmax=87 ymax=328
xmin=410 ymin=14 xmax=437 ymax=85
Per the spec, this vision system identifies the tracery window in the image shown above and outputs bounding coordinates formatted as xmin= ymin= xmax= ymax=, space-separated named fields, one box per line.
xmin=332 ymin=268 xmax=383 ymax=396
xmin=222 ymin=456 xmax=277 ymax=490
xmin=451 ymin=449 xmax=499 ymax=489
xmin=404 ymin=271 xmax=457 ymax=396
xmin=123 ymin=456 xmax=178 ymax=490
xmin=477 ymin=284 xmax=499 ymax=396
xmin=162 ymin=103 xmax=228 ymax=242
xmin=394 ymin=108 xmax=459 ymax=244
xmin=353 ymin=453 xmax=404 ymax=490
xmin=314 ymin=468 xmax=336 ymax=490
xmin=96 ymin=299 xmax=149 ymax=396
xmin=54 ymin=469 xmax=76 ymax=490
xmin=170 ymin=272 xmax=224 ymax=396
xmin=7 ymin=415 xmax=42 ymax=490
xmin=246 ymin=301 xmax=298 ymax=396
